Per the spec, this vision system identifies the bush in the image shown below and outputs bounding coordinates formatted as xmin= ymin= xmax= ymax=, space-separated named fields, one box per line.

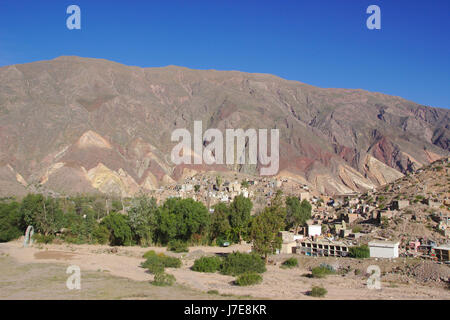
xmin=167 ymin=240 xmax=189 ymax=253
xmin=141 ymin=252 xmax=181 ymax=274
xmin=0 ymin=202 xmax=24 ymax=242
xmin=235 ymin=272 xmax=263 ymax=286
xmin=220 ymin=252 xmax=266 ymax=276
xmin=33 ymin=234 xmax=55 ymax=244
xmin=93 ymin=225 xmax=110 ymax=245
xmin=352 ymin=225 xmax=362 ymax=233
xmin=281 ymin=258 xmax=298 ymax=268
xmin=311 ymin=266 xmax=335 ymax=278
xmin=192 ymin=256 xmax=223 ymax=273
xmin=349 ymin=244 xmax=370 ymax=259
xmin=101 ymin=212 xmax=133 ymax=246
xmin=151 ymin=272 xmax=176 ymax=286
xmin=309 ymin=286 xmax=327 ymax=297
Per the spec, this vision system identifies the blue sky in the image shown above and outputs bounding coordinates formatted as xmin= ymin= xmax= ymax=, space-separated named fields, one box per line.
xmin=0 ymin=0 xmax=449 ymax=108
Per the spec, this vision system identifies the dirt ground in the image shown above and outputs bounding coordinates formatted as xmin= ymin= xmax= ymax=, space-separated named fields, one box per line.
xmin=0 ymin=240 xmax=449 ymax=300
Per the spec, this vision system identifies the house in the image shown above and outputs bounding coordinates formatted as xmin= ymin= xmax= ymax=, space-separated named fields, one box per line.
xmin=295 ymin=239 xmax=350 ymax=257
xmin=368 ymin=240 xmax=400 ymax=258
xmin=279 ymin=231 xmax=297 ymax=254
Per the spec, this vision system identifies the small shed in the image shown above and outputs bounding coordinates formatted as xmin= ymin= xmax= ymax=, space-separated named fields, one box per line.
xmin=368 ymin=240 xmax=399 ymax=258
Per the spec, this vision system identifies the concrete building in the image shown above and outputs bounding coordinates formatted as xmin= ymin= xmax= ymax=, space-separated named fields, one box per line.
xmin=433 ymin=245 xmax=450 ymax=262
xmin=295 ymin=239 xmax=350 ymax=257
xmin=368 ymin=240 xmax=400 ymax=258
xmin=308 ymin=224 xmax=322 ymax=237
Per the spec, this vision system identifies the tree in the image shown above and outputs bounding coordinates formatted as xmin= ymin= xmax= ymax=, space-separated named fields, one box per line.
xmin=0 ymin=201 xmax=24 ymax=242
xmin=229 ymin=195 xmax=253 ymax=242
xmin=21 ymin=194 xmax=64 ymax=236
xmin=128 ymin=195 xmax=158 ymax=246
xmin=210 ymin=203 xmax=231 ymax=241
xmin=155 ymin=198 xmax=210 ymax=244
xmin=101 ymin=212 xmax=133 ymax=246
xmin=286 ymin=198 xmax=312 ymax=233
xmin=250 ymin=192 xmax=286 ymax=262
xmin=241 ymin=180 xmax=249 ymax=188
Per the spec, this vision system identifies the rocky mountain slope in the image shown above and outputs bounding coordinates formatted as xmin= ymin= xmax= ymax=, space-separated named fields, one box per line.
xmin=0 ymin=56 xmax=448 ymax=196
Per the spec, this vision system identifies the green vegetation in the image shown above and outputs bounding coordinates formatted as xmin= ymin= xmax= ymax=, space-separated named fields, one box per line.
xmin=221 ymin=252 xmax=266 ymax=276
xmin=285 ymin=196 xmax=311 ymax=232
xmin=0 ymin=202 xmax=24 ymax=242
xmin=349 ymin=244 xmax=370 ymax=258
xmin=191 ymin=256 xmax=223 ymax=273
xmin=281 ymin=257 xmax=298 ymax=269
xmin=151 ymin=272 xmax=176 ymax=286
xmin=352 ymin=225 xmax=362 ymax=233
xmin=235 ymin=272 xmax=263 ymax=286
xmin=141 ymin=251 xmax=181 ymax=274
xmin=167 ymin=239 xmax=189 ymax=253
xmin=309 ymin=286 xmax=327 ymax=297
xmin=241 ymin=180 xmax=249 ymax=188
xmin=250 ymin=191 xmax=285 ymax=261
xmin=311 ymin=266 xmax=335 ymax=278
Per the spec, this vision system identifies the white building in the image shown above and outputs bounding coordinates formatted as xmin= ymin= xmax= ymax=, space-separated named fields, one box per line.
xmin=368 ymin=240 xmax=399 ymax=258
xmin=308 ymin=224 xmax=322 ymax=237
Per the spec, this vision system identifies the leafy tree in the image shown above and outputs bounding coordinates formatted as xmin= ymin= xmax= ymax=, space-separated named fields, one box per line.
xmin=210 ymin=203 xmax=231 ymax=241
xmin=101 ymin=212 xmax=133 ymax=246
xmin=286 ymin=198 xmax=312 ymax=232
xmin=250 ymin=192 xmax=286 ymax=261
xmin=0 ymin=201 xmax=24 ymax=242
xmin=128 ymin=195 xmax=158 ymax=246
xmin=229 ymin=195 xmax=253 ymax=242
xmin=21 ymin=194 xmax=64 ymax=236
xmin=155 ymin=198 xmax=210 ymax=244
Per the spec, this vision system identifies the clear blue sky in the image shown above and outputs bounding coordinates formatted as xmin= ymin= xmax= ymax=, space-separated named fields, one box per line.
xmin=0 ymin=0 xmax=449 ymax=108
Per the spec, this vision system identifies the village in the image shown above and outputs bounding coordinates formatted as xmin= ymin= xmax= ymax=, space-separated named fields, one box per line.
xmin=147 ymin=157 xmax=450 ymax=263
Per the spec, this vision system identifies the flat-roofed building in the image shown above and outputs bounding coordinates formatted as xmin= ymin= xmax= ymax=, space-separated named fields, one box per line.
xmin=368 ymin=240 xmax=399 ymax=258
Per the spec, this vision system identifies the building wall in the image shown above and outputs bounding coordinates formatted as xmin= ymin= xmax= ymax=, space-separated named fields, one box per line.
xmin=369 ymin=246 xmax=398 ymax=258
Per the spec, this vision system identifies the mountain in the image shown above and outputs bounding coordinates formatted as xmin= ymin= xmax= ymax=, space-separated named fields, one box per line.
xmin=0 ymin=56 xmax=448 ymax=197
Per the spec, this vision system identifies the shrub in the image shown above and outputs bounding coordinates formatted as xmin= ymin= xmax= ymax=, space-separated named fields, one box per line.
xmin=93 ymin=225 xmax=110 ymax=245
xmin=192 ymin=256 xmax=223 ymax=273
xmin=33 ymin=234 xmax=55 ymax=244
xmin=311 ymin=266 xmax=335 ymax=278
xmin=167 ymin=239 xmax=189 ymax=253
xmin=349 ymin=244 xmax=370 ymax=259
xmin=207 ymin=290 xmax=219 ymax=295
xmin=220 ymin=252 xmax=266 ymax=276
xmin=235 ymin=272 xmax=263 ymax=286
xmin=309 ymin=286 xmax=327 ymax=297
xmin=141 ymin=252 xmax=181 ymax=274
xmin=0 ymin=202 xmax=24 ymax=242
xmin=352 ymin=225 xmax=362 ymax=233
xmin=101 ymin=212 xmax=133 ymax=246
xmin=151 ymin=272 xmax=176 ymax=286
xmin=281 ymin=258 xmax=298 ymax=268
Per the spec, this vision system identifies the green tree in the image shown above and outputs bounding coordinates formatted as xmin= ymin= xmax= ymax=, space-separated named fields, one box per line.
xmin=250 ymin=192 xmax=286 ymax=262
xmin=101 ymin=212 xmax=133 ymax=246
xmin=21 ymin=194 xmax=64 ymax=236
xmin=229 ymin=195 xmax=253 ymax=242
xmin=0 ymin=201 xmax=24 ymax=242
xmin=128 ymin=195 xmax=158 ymax=246
xmin=155 ymin=198 xmax=210 ymax=244
xmin=216 ymin=176 xmax=222 ymax=190
xmin=286 ymin=198 xmax=312 ymax=232
xmin=210 ymin=203 xmax=231 ymax=241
